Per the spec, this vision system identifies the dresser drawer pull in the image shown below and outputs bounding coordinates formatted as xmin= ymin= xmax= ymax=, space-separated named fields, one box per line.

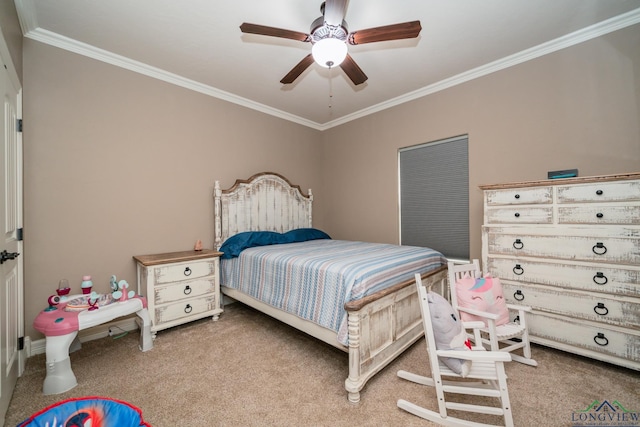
xmin=593 ymin=332 xmax=608 ymax=346
xmin=514 ymin=194 xmax=520 ymax=199
xmin=593 ymin=303 xmax=609 ymax=316
xmin=183 ymin=285 xmax=192 ymax=295
xmin=593 ymin=272 xmax=608 ymax=285
xmin=513 ymin=264 xmax=524 ymax=275
xmin=184 ymin=267 xmax=192 ymax=276
xmin=596 ymin=212 xmax=603 ymax=218
xmin=592 ymin=242 xmax=607 ymax=255
xmin=512 ymin=239 xmax=524 ymax=249
xmin=595 ymin=189 xmax=603 ymax=196
xmin=514 ymin=212 xmax=520 ymax=218
xmin=513 ymin=315 xmax=520 ymax=323
xmin=513 ymin=290 xmax=524 ymax=301
xmin=184 ymin=304 xmax=193 ymax=314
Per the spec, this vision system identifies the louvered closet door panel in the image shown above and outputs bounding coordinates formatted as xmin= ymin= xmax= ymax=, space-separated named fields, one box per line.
xmin=486 ymin=257 xmax=640 ymax=298
xmin=500 ymin=282 xmax=640 ymax=327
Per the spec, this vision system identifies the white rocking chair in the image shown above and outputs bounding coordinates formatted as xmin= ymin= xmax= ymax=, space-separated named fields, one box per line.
xmin=447 ymin=260 xmax=537 ymax=367
xmin=398 ymin=273 xmax=515 ymax=427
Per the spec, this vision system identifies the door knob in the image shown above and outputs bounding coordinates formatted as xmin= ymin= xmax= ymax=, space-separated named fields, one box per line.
xmin=0 ymin=250 xmax=20 ymax=264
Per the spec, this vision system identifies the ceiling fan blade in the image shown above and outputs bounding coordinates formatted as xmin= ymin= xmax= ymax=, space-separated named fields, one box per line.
xmin=339 ymin=54 xmax=367 ymax=85
xmin=323 ymin=0 xmax=349 ymax=26
xmin=240 ymin=23 xmax=311 ymax=42
xmin=348 ymin=20 xmax=421 ymax=45
xmin=280 ymin=54 xmax=315 ymax=84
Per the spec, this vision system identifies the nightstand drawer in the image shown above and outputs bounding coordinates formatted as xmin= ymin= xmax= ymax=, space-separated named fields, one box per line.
xmin=154 ymin=278 xmax=216 ymax=305
xmin=154 ymin=294 xmax=218 ymax=326
xmin=154 ymin=259 xmax=216 ymax=285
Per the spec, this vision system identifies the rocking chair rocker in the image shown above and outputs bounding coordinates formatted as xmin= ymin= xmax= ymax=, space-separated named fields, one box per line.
xmin=397 ymin=273 xmax=515 ymax=427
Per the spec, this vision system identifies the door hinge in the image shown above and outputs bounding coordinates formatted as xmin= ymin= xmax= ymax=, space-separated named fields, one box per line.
xmin=18 ymin=336 xmax=24 ymax=350
xmin=17 ymin=228 xmax=23 ymax=241
xmin=17 ymin=118 xmax=22 ymax=132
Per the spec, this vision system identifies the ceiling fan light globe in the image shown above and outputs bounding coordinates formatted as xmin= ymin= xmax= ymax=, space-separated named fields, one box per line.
xmin=312 ymin=38 xmax=347 ymax=68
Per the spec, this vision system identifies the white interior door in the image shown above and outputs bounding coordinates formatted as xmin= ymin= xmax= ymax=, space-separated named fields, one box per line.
xmin=0 ymin=40 xmax=24 ymax=424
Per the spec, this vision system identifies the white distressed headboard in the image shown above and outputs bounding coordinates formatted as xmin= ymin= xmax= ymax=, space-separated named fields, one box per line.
xmin=214 ymin=172 xmax=313 ymax=250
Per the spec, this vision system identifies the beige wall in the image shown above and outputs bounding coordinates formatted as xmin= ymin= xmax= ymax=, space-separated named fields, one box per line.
xmin=318 ymin=24 xmax=640 ymax=257
xmin=0 ymin=0 xmax=22 ymax=82
xmin=23 ymin=40 xmax=324 ymax=339
xmin=22 ymin=24 xmax=639 ymax=340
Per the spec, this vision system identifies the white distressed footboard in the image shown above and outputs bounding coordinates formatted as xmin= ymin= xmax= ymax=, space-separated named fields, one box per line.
xmin=343 ymin=266 xmax=448 ymax=403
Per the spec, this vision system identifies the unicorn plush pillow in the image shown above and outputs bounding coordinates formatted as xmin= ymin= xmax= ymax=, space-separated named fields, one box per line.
xmin=455 ymin=274 xmax=510 ymax=326
xmin=428 ymin=291 xmax=472 ymax=377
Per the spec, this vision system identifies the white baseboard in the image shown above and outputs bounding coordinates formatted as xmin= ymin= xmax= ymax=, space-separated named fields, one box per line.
xmin=28 ymin=317 xmax=140 ymax=357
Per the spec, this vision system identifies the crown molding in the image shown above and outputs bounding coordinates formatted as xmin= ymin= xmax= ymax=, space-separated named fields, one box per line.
xmin=15 ymin=1 xmax=640 ymax=131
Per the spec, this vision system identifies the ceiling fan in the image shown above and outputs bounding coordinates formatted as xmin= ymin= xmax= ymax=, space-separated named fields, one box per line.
xmin=240 ymin=0 xmax=421 ymax=86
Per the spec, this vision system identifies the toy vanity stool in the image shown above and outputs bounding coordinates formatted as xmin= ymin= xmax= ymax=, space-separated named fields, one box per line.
xmin=33 ymin=294 xmax=153 ymax=395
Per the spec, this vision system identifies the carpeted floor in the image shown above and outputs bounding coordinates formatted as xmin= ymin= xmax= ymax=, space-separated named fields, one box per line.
xmin=5 ymin=303 xmax=640 ymax=426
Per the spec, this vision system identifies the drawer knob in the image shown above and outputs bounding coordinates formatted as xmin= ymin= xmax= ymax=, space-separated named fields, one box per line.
xmin=513 ymin=290 xmax=525 ymax=301
xmin=595 ymin=189 xmax=603 ymax=196
xmin=593 ymin=302 xmax=609 ymax=316
xmin=512 ymin=239 xmax=524 ymax=250
xmin=593 ymin=332 xmax=608 ymax=346
xmin=514 ymin=194 xmax=520 ymax=199
xmin=592 ymin=242 xmax=607 ymax=255
xmin=596 ymin=212 xmax=603 ymax=218
xmin=184 ymin=285 xmax=192 ymax=295
xmin=184 ymin=304 xmax=193 ymax=314
xmin=593 ymin=272 xmax=608 ymax=286
xmin=184 ymin=267 xmax=192 ymax=276
xmin=514 ymin=212 xmax=520 ymax=218
xmin=513 ymin=264 xmax=524 ymax=275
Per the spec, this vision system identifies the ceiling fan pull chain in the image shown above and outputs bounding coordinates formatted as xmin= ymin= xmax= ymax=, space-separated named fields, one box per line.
xmin=328 ymin=65 xmax=334 ymax=114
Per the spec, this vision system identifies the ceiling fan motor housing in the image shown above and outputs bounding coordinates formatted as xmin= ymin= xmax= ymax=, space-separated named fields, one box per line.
xmin=310 ymin=16 xmax=348 ymax=43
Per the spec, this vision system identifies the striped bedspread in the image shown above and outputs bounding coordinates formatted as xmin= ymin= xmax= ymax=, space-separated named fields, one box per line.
xmin=220 ymin=239 xmax=446 ymax=345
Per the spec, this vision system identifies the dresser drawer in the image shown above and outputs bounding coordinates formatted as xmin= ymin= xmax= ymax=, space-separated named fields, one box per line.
xmin=485 ymin=187 xmax=552 ymax=206
xmin=154 ymin=294 xmax=218 ymax=326
xmin=486 ymin=257 xmax=640 ymax=298
xmin=528 ymin=312 xmax=640 ymax=363
xmin=500 ymin=282 xmax=640 ymax=327
xmin=154 ymin=278 xmax=216 ymax=305
xmin=153 ymin=259 xmax=216 ymax=285
xmin=557 ymin=180 xmax=640 ymax=203
xmin=557 ymin=205 xmax=640 ymax=225
xmin=486 ymin=232 xmax=640 ymax=265
xmin=485 ymin=207 xmax=553 ymax=224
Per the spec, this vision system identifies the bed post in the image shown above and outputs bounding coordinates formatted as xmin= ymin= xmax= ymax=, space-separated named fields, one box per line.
xmin=345 ymin=312 xmax=362 ymax=404
xmin=214 ymin=180 xmax=222 ymax=250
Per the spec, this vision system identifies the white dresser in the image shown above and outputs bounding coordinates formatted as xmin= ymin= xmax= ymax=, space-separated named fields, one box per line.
xmin=480 ymin=172 xmax=640 ymax=370
xmin=133 ymin=250 xmax=223 ymax=337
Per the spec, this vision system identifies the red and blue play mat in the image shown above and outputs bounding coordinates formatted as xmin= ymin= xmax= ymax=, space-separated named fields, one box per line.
xmin=17 ymin=396 xmax=150 ymax=427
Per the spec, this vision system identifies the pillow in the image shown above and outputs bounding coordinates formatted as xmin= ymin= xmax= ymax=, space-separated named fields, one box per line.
xmin=427 ymin=291 xmax=472 ymax=377
xmin=219 ymin=231 xmax=284 ymax=259
xmin=283 ymin=228 xmax=331 ymax=243
xmin=455 ymin=274 xmax=510 ymax=326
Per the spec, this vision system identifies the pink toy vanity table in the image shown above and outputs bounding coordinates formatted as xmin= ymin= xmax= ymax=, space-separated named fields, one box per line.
xmin=33 ymin=295 xmax=153 ymax=395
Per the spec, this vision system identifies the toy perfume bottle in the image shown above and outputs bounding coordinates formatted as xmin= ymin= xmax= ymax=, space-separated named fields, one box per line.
xmin=81 ymin=275 xmax=93 ymax=294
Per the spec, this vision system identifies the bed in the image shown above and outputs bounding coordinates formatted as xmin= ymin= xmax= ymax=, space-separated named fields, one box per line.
xmin=214 ymin=172 xmax=448 ymax=403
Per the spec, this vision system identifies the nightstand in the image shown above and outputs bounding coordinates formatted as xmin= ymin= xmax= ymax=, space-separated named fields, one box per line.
xmin=133 ymin=250 xmax=223 ymax=338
